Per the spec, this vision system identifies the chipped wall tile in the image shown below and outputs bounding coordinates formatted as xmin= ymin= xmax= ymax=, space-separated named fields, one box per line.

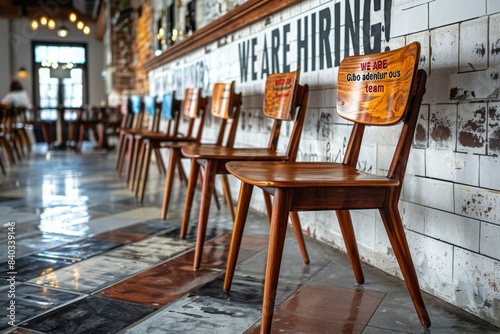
xmin=407 ymin=147 xmax=425 ymax=177
xmin=414 ymin=104 xmax=429 ymax=148
xmin=406 ymin=230 xmax=455 ymax=301
xmin=407 ymin=31 xmax=431 ymax=74
xmin=391 ymin=3 xmax=428 ymax=38
xmin=400 ymin=201 xmax=425 ymax=233
xmin=480 ymin=222 xmax=500 ymax=260
xmin=429 ymin=0 xmax=486 ymax=29
xmin=429 ymin=104 xmax=457 ymax=150
xmin=431 ymin=24 xmax=459 ymax=75
xmin=449 ymin=71 xmax=494 ymax=100
xmin=487 ymin=0 xmax=500 ymax=14
xmin=455 ymin=184 xmax=500 ymax=224
xmin=487 ymin=101 xmax=500 ymax=156
xmin=453 ymin=248 xmax=500 ymax=327
xmin=490 ymin=14 xmax=500 ymax=67
xmin=425 ymin=150 xmax=479 ymax=185
xmin=459 ymin=17 xmax=488 ymax=72
xmin=403 ymin=174 xmax=455 ymax=212
xmin=425 ymin=207 xmax=480 ymax=252
xmin=457 ymin=103 xmax=487 ymax=154
xmin=480 ymin=155 xmax=500 ymax=190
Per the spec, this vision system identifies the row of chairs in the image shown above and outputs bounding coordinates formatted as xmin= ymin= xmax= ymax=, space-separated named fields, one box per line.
xmin=118 ymin=43 xmax=430 ymax=333
xmin=0 ymin=103 xmax=33 ymax=175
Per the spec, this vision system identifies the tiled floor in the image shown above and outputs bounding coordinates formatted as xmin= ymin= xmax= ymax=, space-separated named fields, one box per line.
xmin=1 ymin=144 xmax=499 ymax=333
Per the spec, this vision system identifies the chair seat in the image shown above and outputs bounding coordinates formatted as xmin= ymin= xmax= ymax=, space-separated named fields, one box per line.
xmin=181 ymin=146 xmax=288 ymax=161
xmin=226 ymin=161 xmax=400 ymax=188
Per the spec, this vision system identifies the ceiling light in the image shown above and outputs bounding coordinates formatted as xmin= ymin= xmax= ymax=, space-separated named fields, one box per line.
xmin=47 ymin=19 xmax=56 ymax=29
xmin=83 ymin=26 xmax=90 ymax=35
xmin=77 ymin=21 xmax=84 ymax=30
xmin=40 ymin=16 xmax=48 ymax=25
xmin=30 ymin=20 xmax=39 ymax=30
xmin=57 ymin=25 xmax=69 ymax=38
xmin=69 ymin=12 xmax=77 ymax=22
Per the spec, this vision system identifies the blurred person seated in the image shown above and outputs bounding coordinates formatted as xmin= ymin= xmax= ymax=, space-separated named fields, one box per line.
xmin=2 ymin=80 xmax=32 ymax=108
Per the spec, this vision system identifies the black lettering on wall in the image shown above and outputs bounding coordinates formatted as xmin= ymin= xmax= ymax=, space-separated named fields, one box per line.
xmin=384 ymin=0 xmax=392 ymax=50
xmin=334 ymin=2 xmax=341 ymax=66
xmin=311 ymin=13 xmax=317 ymax=71
xmin=238 ymin=40 xmax=250 ymax=82
xmin=283 ymin=23 xmax=291 ymax=72
xmin=319 ymin=8 xmax=332 ymax=70
xmin=297 ymin=17 xmax=308 ymax=72
xmin=272 ymin=28 xmax=280 ymax=73
xmin=363 ymin=0 xmax=381 ymax=54
xmin=261 ymin=36 xmax=270 ymax=79
xmin=236 ymin=0 xmax=392 ymax=83
xmin=251 ymin=37 xmax=258 ymax=80
xmin=345 ymin=0 xmax=360 ymax=57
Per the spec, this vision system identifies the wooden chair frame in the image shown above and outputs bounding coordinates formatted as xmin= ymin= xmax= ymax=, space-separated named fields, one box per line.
xmin=180 ymin=69 xmax=310 ymax=271
xmin=224 ymin=42 xmax=430 ymax=333
xmin=134 ymin=88 xmax=208 ymax=202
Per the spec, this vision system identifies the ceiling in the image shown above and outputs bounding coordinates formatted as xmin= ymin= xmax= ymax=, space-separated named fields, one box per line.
xmin=0 ymin=0 xmax=99 ymax=22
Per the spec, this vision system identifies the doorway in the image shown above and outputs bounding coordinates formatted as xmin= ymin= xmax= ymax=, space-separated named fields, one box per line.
xmin=32 ymin=42 xmax=88 ymax=121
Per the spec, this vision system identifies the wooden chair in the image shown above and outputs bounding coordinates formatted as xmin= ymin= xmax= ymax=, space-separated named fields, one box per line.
xmin=0 ymin=103 xmax=20 ymax=165
xmin=134 ymin=88 xmax=208 ymax=202
xmin=158 ymin=84 xmax=239 ymax=219
xmin=224 ymin=42 xmax=430 ymax=333
xmin=29 ymin=106 xmax=54 ymax=147
xmin=131 ymin=91 xmax=183 ymax=196
xmin=125 ymin=96 xmax=166 ymax=189
xmin=116 ymin=95 xmax=146 ymax=178
xmin=180 ymin=69 xmax=310 ymax=270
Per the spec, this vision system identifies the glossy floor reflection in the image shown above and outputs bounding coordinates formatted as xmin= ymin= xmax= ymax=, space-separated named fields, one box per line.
xmin=0 ymin=144 xmax=499 ymax=333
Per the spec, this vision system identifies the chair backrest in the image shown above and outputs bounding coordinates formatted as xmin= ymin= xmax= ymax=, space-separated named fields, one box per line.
xmin=263 ymin=68 xmax=309 ymax=162
xmin=337 ymin=42 xmax=426 ymax=198
xmin=144 ymin=95 xmax=162 ymax=132
xmin=182 ymin=88 xmax=208 ymax=144
xmin=160 ymin=92 xmax=182 ymax=136
xmin=129 ymin=95 xmax=145 ymax=130
xmin=210 ymin=81 xmax=242 ymax=148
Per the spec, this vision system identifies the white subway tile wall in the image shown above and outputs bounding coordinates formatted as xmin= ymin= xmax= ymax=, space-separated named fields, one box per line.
xmin=149 ymin=0 xmax=500 ymax=327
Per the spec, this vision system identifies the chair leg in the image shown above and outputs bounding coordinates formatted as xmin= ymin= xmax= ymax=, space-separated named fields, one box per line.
xmin=221 ymin=174 xmax=235 ymax=221
xmin=159 ymin=148 xmax=180 ymax=217
xmin=336 ymin=209 xmax=364 ymax=284
xmin=0 ymin=138 xmax=15 ymax=166
xmin=379 ymin=201 xmax=431 ymax=328
xmin=117 ymin=135 xmax=128 ymax=176
xmin=263 ymin=191 xmax=273 ymax=224
xmin=289 ymin=212 xmax=310 ymax=264
xmin=154 ymin=147 xmax=166 ymax=175
xmin=41 ymin=124 xmax=53 ymax=146
xmin=0 ymin=152 xmax=6 ymax=175
xmin=138 ymin=141 xmax=153 ymax=202
xmin=127 ymin=138 xmax=140 ymax=188
xmin=224 ymin=182 xmax=254 ymax=291
xmin=116 ymin=131 xmax=125 ymax=170
xmin=262 ymin=188 xmax=294 ymax=334
xmin=193 ymin=160 xmax=218 ymax=270
xmin=178 ymin=159 xmax=200 ymax=232
xmin=177 ymin=157 xmax=187 ymax=184
xmin=134 ymin=139 xmax=148 ymax=194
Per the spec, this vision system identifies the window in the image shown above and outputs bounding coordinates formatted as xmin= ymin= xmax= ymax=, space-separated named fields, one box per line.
xmin=33 ymin=43 xmax=88 ymax=120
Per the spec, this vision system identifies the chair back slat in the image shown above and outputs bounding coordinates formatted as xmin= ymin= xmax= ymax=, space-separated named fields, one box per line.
xmin=183 ymin=88 xmax=202 ymax=119
xmin=160 ymin=92 xmax=182 ymax=136
xmin=263 ymin=68 xmax=308 ymax=160
xmin=182 ymin=88 xmax=208 ymax=143
xmin=210 ymin=81 xmax=242 ymax=147
xmin=128 ymin=95 xmax=144 ymax=131
xmin=339 ymin=42 xmax=424 ymax=195
xmin=263 ymin=69 xmax=300 ymax=120
xmin=337 ymin=42 xmax=420 ymax=125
